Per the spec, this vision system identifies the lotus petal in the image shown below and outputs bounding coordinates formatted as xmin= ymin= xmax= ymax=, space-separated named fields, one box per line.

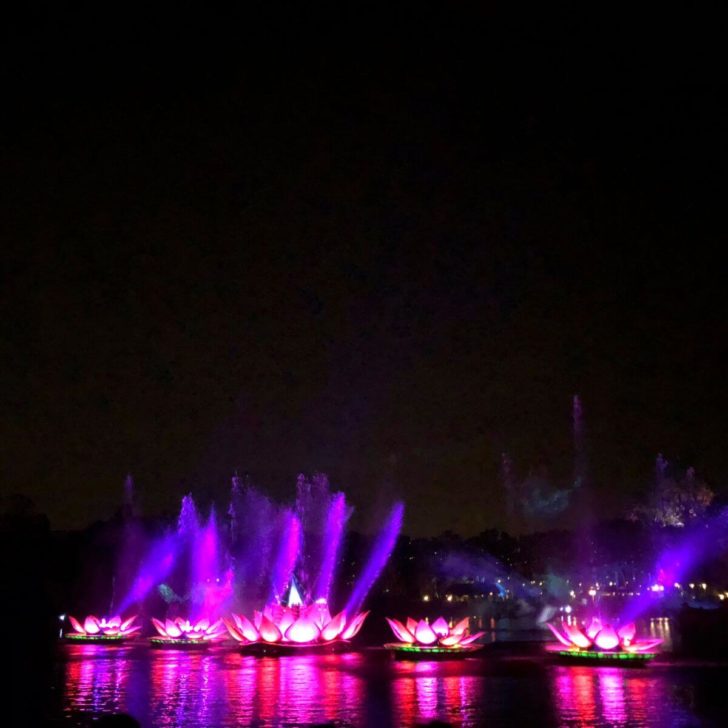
xmin=624 ymin=638 xmax=663 ymax=653
xmin=459 ymin=631 xmax=485 ymax=646
xmin=311 ymin=602 xmax=332 ymax=629
xmin=259 ymin=614 xmax=282 ymax=643
xmin=386 ymin=617 xmax=415 ymax=644
xmin=431 ymin=617 xmax=450 ymax=637
xmin=414 ymin=619 xmax=438 ymax=645
xmin=406 ymin=617 xmax=418 ymax=635
xmin=83 ymin=616 xmax=100 ymax=634
xmin=277 ymin=610 xmax=296 ymax=639
xmin=594 ymin=625 xmax=620 ymax=651
xmin=285 ymin=617 xmax=321 ymax=644
xmin=102 ymin=627 xmax=119 ymax=636
xmin=253 ymin=610 xmax=263 ymax=631
xmin=164 ymin=619 xmax=182 ymax=638
xmin=206 ymin=619 xmax=224 ymax=635
xmin=563 ymin=622 xmax=592 ymax=649
xmin=585 ymin=617 xmax=602 ymax=640
xmin=121 ymin=625 xmax=141 ymax=636
xmin=120 ymin=615 xmax=137 ymax=632
xmin=69 ymin=616 xmax=86 ymax=634
xmin=617 ymin=622 xmax=636 ymax=644
xmin=195 ymin=618 xmax=210 ymax=632
xmin=106 ymin=616 xmax=121 ymax=629
xmin=152 ymin=618 xmax=168 ymax=637
xmin=341 ymin=610 xmax=369 ymax=640
xmin=224 ymin=618 xmax=245 ymax=642
xmin=439 ymin=633 xmax=464 ymax=647
xmin=321 ymin=611 xmax=348 ymax=641
xmin=546 ymin=622 xmax=572 ymax=648
xmin=451 ymin=617 xmax=470 ymax=635
xmin=233 ymin=613 xmax=260 ymax=642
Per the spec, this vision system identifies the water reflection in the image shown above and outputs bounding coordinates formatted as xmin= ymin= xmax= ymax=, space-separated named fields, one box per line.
xmin=648 ymin=617 xmax=674 ymax=651
xmin=64 ymin=646 xmax=369 ymax=727
xmin=64 ymin=644 xmax=135 ymax=717
xmin=61 ymin=641 xmax=720 ymax=727
xmin=550 ymin=665 xmax=697 ymax=727
xmin=148 ymin=650 xmax=366 ymax=727
xmin=391 ymin=661 xmax=484 ymax=726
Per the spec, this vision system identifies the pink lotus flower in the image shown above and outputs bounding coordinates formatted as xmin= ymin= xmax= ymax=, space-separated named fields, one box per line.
xmin=547 ymin=617 xmax=662 ymax=653
xmin=224 ymin=601 xmax=369 ymax=645
xmin=68 ymin=615 xmax=140 ymax=639
xmin=151 ymin=616 xmax=227 ymax=642
xmin=385 ymin=616 xmax=485 ymax=648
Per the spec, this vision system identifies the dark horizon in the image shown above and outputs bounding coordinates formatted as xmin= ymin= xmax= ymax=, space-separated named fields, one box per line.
xmin=2 ymin=11 xmax=727 ymax=536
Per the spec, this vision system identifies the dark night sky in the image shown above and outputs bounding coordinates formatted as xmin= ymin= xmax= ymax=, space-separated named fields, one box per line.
xmin=1 ymin=9 xmax=726 ymax=534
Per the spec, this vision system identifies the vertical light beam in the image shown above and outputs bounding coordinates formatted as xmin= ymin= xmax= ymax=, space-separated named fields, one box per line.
xmin=346 ymin=502 xmax=404 ymax=615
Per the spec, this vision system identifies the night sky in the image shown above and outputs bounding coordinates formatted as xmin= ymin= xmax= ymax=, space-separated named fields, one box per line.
xmin=1 ymin=10 xmax=726 ymax=535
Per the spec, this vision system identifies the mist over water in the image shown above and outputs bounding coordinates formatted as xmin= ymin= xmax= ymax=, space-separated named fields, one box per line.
xmin=110 ymin=473 xmax=403 ymax=625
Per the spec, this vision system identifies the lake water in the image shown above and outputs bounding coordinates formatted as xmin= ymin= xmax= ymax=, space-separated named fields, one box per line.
xmin=51 ymin=640 xmax=728 ymax=727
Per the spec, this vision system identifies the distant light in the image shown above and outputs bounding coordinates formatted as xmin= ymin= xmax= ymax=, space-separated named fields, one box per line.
xmin=446 ymin=594 xmax=453 ymax=602
xmin=719 ymin=594 xmax=725 ymax=601
xmin=564 ymin=605 xmax=572 ymax=614
xmin=649 ymin=584 xmax=664 ymax=593
xmin=569 ymin=590 xmax=576 ymax=598
xmin=422 ymin=595 xmax=430 ymax=602
xmin=588 ymin=589 xmax=597 ymax=597
xmin=689 ymin=583 xmax=695 ymax=589
xmin=701 ymin=583 xmax=708 ymax=590
xmin=59 ymin=614 xmax=66 ymax=621
xmin=674 ymin=582 xmax=681 ymax=589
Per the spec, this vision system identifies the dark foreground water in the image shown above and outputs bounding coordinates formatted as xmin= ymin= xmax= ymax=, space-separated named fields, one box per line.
xmin=48 ymin=641 xmax=728 ymax=727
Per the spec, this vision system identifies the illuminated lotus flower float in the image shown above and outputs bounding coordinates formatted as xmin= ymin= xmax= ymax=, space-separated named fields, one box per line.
xmin=546 ymin=617 xmax=662 ymax=663
xmin=66 ymin=615 xmax=140 ymax=643
xmin=384 ymin=616 xmax=485 ymax=657
xmin=224 ymin=600 xmax=369 ymax=653
xmin=150 ymin=616 xmax=227 ymax=648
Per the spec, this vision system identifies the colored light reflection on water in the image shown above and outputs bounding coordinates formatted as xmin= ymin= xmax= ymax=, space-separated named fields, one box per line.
xmin=550 ymin=665 xmax=698 ymax=727
xmin=390 ymin=661 xmax=485 ymax=726
xmin=62 ymin=647 xmax=368 ymax=727
xmin=63 ymin=644 xmax=142 ymax=718
xmin=648 ymin=617 xmax=674 ymax=651
xmin=59 ymin=643 xmax=728 ymax=727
